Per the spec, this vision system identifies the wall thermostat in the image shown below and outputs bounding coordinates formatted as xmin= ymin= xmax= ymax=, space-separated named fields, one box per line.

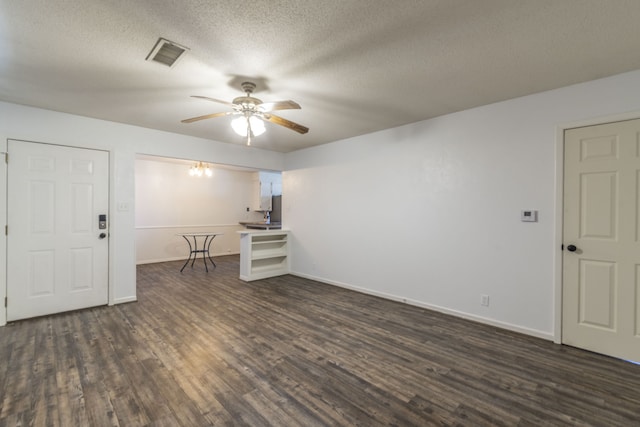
xmin=521 ymin=210 xmax=538 ymax=222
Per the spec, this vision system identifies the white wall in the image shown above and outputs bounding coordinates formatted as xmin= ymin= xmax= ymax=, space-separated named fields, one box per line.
xmin=0 ymin=101 xmax=284 ymax=325
xmin=135 ymin=158 xmax=264 ymax=263
xmin=283 ymin=69 xmax=640 ymax=340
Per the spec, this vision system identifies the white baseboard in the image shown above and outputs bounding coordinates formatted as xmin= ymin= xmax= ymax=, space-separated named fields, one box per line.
xmin=111 ymin=296 xmax=137 ymax=305
xmin=136 ymin=252 xmax=239 ymax=265
xmin=290 ymin=270 xmax=554 ymax=342
xmin=137 ymin=255 xmax=186 ymax=265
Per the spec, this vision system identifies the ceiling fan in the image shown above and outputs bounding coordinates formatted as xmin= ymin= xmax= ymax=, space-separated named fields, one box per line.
xmin=181 ymin=81 xmax=309 ymax=145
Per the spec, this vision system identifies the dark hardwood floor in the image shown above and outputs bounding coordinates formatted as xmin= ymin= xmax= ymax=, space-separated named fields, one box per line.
xmin=1 ymin=255 xmax=640 ymax=426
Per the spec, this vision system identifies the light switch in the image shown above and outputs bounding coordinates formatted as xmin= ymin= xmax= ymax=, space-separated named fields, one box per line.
xmin=521 ymin=210 xmax=538 ymax=222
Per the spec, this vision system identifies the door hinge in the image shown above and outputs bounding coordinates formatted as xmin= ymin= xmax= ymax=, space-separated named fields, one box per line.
xmin=4 ymin=225 xmax=7 ymax=236
xmin=3 ymin=152 xmax=7 ymax=164
xmin=4 ymin=297 xmax=6 ymax=308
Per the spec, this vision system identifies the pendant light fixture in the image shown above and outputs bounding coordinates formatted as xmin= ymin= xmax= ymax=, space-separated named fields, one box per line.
xmin=188 ymin=161 xmax=213 ymax=177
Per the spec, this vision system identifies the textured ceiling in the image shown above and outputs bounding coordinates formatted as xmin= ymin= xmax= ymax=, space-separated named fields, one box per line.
xmin=2 ymin=1 xmax=640 ymax=152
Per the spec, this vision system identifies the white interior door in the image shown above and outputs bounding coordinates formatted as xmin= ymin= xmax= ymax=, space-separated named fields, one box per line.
xmin=563 ymin=118 xmax=640 ymax=361
xmin=7 ymin=140 xmax=109 ymax=321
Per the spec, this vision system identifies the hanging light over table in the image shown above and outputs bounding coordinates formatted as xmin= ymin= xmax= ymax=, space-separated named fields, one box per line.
xmin=189 ymin=161 xmax=212 ymax=177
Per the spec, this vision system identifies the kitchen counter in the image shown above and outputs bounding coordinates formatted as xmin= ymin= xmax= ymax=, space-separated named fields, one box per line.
xmin=239 ymin=221 xmax=282 ymax=230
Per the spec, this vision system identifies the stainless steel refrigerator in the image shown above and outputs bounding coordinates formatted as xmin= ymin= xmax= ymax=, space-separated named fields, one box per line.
xmin=271 ymin=195 xmax=282 ymax=223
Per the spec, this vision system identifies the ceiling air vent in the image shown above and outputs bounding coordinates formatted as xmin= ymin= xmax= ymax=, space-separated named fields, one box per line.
xmin=146 ymin=38 xmax=189 ymax=67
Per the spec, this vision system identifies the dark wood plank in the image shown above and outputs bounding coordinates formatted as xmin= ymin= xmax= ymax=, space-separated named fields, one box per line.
xmin=1 ymin=255 xmax=640 ymax=426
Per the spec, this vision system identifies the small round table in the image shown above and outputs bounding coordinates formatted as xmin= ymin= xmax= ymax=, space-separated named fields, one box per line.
xmin=177 ymin=233 xmax=224 ymax=272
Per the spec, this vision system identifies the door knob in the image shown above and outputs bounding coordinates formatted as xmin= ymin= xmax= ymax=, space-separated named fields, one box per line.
xmin=567 ymin=244 xmax=577 ymax=252
xmin=99 ymin=233 xmax=107 ymax=239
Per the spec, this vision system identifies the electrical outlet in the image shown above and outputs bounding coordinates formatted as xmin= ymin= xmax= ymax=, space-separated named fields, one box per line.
xmin=481 ymin=294 xmax=490 ymax=306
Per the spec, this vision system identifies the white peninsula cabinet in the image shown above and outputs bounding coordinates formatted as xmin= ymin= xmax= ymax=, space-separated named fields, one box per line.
xmin=238 ymin=230 xmax=290 ymax=281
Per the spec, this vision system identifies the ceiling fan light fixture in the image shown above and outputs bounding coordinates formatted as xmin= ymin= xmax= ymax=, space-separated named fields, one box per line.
xmin=231 ymin=115 xmax=265 ymax=137
xmin=182 ymin=81 xmax=308 ymax=146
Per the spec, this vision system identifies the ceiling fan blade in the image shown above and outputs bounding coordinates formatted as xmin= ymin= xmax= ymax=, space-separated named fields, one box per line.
xmin=181 ymin=111 xmax=232 ymax=123
xmin=190 ymin=95 xmax=235 ymax=107
xmin=263 ymin=114 xmax=309 ymax=134
xmin=258 ymin=100 xmax=301 ymax=112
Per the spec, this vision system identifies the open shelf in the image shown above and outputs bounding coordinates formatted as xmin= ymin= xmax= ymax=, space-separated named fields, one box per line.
xmin=238 ymin=230 xmax=290 ymax=281
xmin=252 ymin=233 xmax=287 ymax=243
xmin=251 ymin=241 xmax=287 ymax=260
xmin=251 ymin=256 xmax=287 ymax=273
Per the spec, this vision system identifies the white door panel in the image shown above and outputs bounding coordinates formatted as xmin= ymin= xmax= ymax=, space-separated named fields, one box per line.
xmin=563 ymin=119 xmax=640 ymax=361
xmin=7 ymin=141 xmax=109 ymax=321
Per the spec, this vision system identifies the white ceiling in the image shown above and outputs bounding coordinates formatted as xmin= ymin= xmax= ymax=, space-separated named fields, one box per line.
xmin=2 ymin=1 xmax=640 ymax=153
